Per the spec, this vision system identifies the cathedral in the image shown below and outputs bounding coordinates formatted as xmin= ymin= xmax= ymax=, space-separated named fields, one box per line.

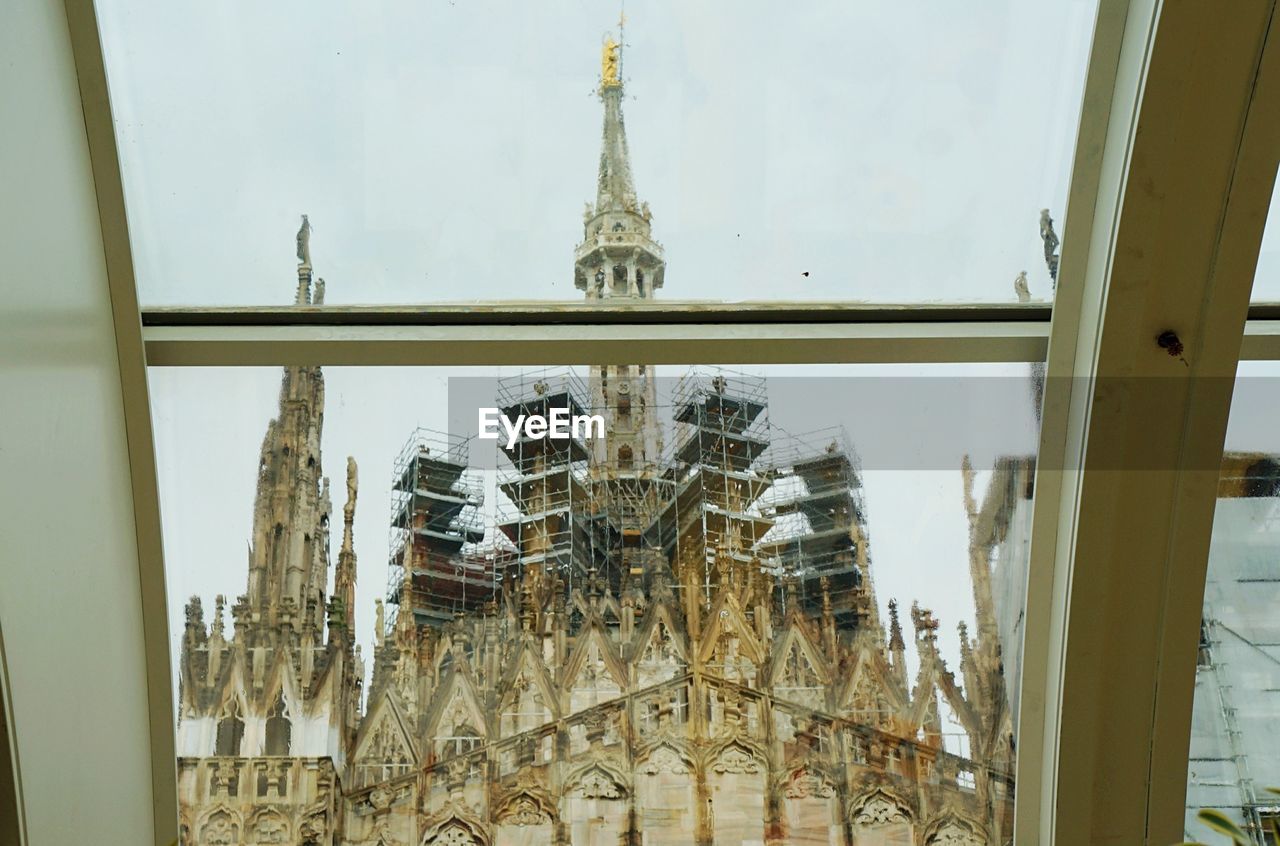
xmin=175 ymin=36 xmax=1015 ymax=846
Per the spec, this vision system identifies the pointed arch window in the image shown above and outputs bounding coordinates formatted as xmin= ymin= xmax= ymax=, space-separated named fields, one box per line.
xmin=439 ymin=723 xmax=482 ymax=758
xmin=214 ymin=699 xmax=245 ymax=756
xmin=264 ymin=695 xmax=291 ymax=755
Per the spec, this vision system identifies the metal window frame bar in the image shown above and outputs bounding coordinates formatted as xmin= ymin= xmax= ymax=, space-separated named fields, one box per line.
xmin=140 ymin=317 xmax=1049 ymax=366
xmin=52 ymin=0 xmax=1280 ymax=845
xmin=136 ymin=304 xmax=1280 ymax=366
xmin=62 ymin=0 xmax=177 ymax=842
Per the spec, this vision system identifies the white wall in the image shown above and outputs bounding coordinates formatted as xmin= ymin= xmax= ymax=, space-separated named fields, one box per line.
xmin=0 ymin=1 xmax=166 ymax=843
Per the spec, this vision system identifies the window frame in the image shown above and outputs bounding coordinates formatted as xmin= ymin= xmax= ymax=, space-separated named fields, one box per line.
xmin=48 ymin=1 xmax=1280 ymax=845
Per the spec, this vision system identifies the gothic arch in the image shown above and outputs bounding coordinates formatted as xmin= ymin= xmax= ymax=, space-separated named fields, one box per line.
xmin=263 ymin=692 xmax=291 ymax=756
xmin=631 ymin=605 xmax=688 ymax=687
xmin=564 ymin=761 xmax=630 ymax=799
xmin=495 ymin=642 xmax=559 ymax=735
xmin=706 ymin=737 xmax=767 ymax=845
xmin=705 ymin=737 xmax=767 ymax=774
xmin=637 ymin=742 xmax=693 ymax=775
xmin=494 ymin=784 xmax=557 ymax=826
xmin=697 ymin=592 xmax=766 ymax=690
xmin=261 ymin=651 xmax=300 ymax=708
xmin=422 ymin=667 xmax=488 ymax=752
xmin=776 ymin=762 xmax=839 ymax=800
xmin=847 ymin=786 xmax=914 ymax=828
xmin=213 ymin=695 xmax=245 ymax=756
xmin=779 ymin=762 xmax=841 ymax=846
xmin=840 ymin=652 xmax=904 ymax=729
xmin=195 ymin=805 xmax=241 ymax=846
xmin=768 ymin=620 xmax=831 ymax=709
xmin=419 ymin=813 xmax=489 ymax=846
xmin=562 ymin=620 xmax=628 ymax=713
xmin=245 ymin=806 xmax=290 ymax=843
xmin=921 ymin=812 xmax=987 ymax=845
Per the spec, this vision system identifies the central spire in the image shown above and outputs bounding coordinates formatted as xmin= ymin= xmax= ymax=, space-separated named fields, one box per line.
xmin=574 ymin=28 xmax=665 ymax=300
xmin=575 ymin=28 xmax=666 ymax=475
xmin=595 ymin=37 xmax=635 ymax=214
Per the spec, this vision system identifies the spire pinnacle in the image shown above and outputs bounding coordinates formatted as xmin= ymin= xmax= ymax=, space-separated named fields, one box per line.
xmin=341 ymin=456 xmax=358 ymax=556
xmin=575 ymin=27 xmax=665 ymax=298
xmin=295 ymin=214 xmax=313 ymax=304
xmin=336 ymin=456 xmax=359 ymax=632
xmin=601 ymin=36 xmax=621 ymax=92
xmin=601 ymin=7 xmax=626 ymax=92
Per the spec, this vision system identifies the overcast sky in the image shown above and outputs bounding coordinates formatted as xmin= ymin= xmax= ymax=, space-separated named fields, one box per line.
xmin=100 ymin=0 xmax=1103 ymax=305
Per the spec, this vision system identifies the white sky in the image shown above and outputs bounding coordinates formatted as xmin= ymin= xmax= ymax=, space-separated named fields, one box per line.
xmin=100 ymin=0 xmax=1100 ymax=305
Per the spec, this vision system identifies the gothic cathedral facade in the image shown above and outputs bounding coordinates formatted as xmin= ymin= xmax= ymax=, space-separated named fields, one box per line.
xmin=175 ymin=37 xmax=1015 ymax=846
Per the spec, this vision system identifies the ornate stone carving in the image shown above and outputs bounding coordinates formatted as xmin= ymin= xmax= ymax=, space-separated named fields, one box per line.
xmin=712 ymin=745 xmax=761 ymax=775
xmin=209 ymin=760 xmax=239 ymax=797
xmin=784 ymin=769 xmax=835 ymax=799
xmin=776 ymin=641 xmax=823 ymax=709
xmin=247 ymin=809 xmax=288 ymax=843
xmin=430 ymin=825 xmax=478 ymax=846
xmin=500 ymin=796 xmax=551 ymax=826
xmin=296 ymin=214 xmax=312 ymax=267
xmin=574 ymin=767 xmax=625 ymax=799
xmin=710 ymin=629 xmax=757 ymax=683
xmin=928 ymin=821 xmax=983 ymax=845
xmin=370 ymin=786 xmax=393 ymax=809
xmin=199 ymin=809 xmax=240 ymax=846
xmin=853 ymin=793 xmax=911 ymax=826
xmin=1014 ymin=270 xmax=1031 ymax=303
xmin=299 ymin=812 xmax=328 ymax=841
xmin=639 ymin=746 xmax=688 ymax=775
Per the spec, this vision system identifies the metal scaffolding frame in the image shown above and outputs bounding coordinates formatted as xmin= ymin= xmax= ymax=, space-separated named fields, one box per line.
xmin=662 ymin=369 xmax=774 ymax=607
xmin=756 ymin=426 xmax=873 ymax=627
xmin=374 ymin=367 xmax=883 ymax=632
xmin=386 ymin=428 xmax=488 ymax=628
xmin=493 ymin=368 xmax=596 ymax=597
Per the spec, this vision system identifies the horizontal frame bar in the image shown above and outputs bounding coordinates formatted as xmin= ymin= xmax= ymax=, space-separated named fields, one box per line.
xmin=1239 ymin=319 xmax=1280 ymax=359
xmin=142 ymin=301 xmax=1053 ymax=326
xmin=142 ymin=320 xmax=1050 ymax=366
xmin=140 ymin=306 xmax=1280 ymax=367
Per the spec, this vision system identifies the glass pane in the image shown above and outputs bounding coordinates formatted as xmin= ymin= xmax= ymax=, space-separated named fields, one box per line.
xmin=1251 ymin=171 xmax=1280 ymax=302
xmin=101 ymin=2 xmax=1096 ymax=306
xmin=151 ymin=359 xmax=1039 ymax=844
xmin=1184 ymin=364 xmax=1280 ymax=846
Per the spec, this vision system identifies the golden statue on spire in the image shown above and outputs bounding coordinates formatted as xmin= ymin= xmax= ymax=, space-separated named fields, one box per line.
xmin=601 ymin=36 xmax=621 ymax=89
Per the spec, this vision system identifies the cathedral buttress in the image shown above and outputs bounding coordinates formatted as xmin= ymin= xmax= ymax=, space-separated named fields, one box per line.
xmin=176 ymin=221 xmax=361 ymax=846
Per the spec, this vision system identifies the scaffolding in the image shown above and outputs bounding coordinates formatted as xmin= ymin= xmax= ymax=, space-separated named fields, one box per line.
xmin=383 ymin=368 xmax=876 ymax=638
xmin=387 ymin=429 xmax=488 ymax=628
xmin=493 ymin=369 xmax=596 ymax=595
xmin=757 ymin=426 xmax=872 ymax=627
xmin=583 ymin=465 xmax=675 ymax=591
xmin=663 ymin=369 xmax=775 ymax=605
